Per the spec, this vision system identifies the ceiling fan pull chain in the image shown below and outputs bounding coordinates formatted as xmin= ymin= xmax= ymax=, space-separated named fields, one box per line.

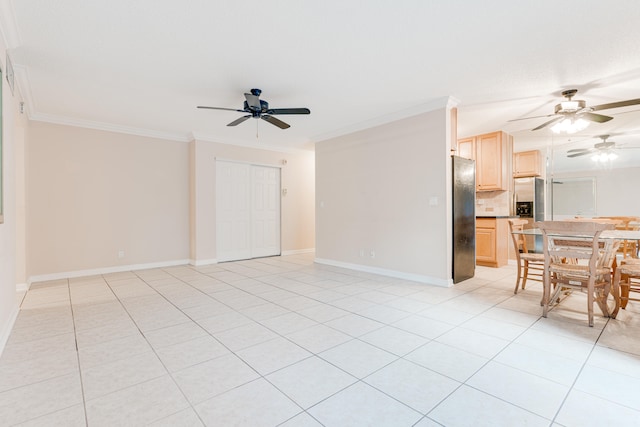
xmin=256 ymin=119 xmax=259 ymax=139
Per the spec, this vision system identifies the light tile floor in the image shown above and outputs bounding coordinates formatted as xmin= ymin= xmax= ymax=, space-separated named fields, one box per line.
xmin=2 ymin=254 xmax=640 ymax=426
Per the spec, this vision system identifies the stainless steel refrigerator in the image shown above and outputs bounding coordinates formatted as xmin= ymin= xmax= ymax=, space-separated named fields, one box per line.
xmin=452 ymin=156 xmax=476 ymax=283
xmin=514 ymin=177 xmax=545 ymax=252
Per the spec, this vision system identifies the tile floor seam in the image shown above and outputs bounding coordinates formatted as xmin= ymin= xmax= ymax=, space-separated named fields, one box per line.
xmin=66 ymin=277 xmax=91 ymax=427
xmin=95 ymin=273 xmax=205 ymax=426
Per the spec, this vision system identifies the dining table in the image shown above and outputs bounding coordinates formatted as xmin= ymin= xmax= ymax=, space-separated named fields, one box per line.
xmin=512 ymin=226 xmax=640 ymax=314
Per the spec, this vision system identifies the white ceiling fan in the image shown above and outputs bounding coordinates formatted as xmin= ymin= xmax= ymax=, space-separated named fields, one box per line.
xmin=566 ymin=134 xmax=640 ymax=160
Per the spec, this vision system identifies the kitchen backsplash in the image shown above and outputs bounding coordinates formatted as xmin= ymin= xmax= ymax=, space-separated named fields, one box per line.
xmin=476 ymin=191 xmax=512 ymax=216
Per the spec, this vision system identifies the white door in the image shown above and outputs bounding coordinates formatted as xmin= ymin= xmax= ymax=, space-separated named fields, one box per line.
xmin=216 ymin=161 xmax=280 ymax=262
xmin=251 ymin=165 xmax=281 ymax=258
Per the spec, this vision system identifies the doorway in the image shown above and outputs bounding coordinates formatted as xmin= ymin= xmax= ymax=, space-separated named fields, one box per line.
xmin=215 ymin=160 xmax=281 ymax=262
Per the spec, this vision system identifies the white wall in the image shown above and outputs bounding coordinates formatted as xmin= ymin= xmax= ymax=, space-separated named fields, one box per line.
xmin=190 ymin=139 xmax=315 ymax=264
xmin=26 ymin=122 xmax=191 ymax=277
xmin=315 ymin=103 xmax=454 ymax=286
xmin=0 ymin=39 xmax=28 ymax=352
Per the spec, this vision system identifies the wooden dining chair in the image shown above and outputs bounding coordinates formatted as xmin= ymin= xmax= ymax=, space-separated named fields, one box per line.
xmin=536 ymin=221 xmax=619 ymax=327
xmin=611 ymin=258 xmax=640 ymax=318
xmin=595 ymin=216 xmax=640 ymax=258
xmin=508 ymin=219 xmax=544 ymax=294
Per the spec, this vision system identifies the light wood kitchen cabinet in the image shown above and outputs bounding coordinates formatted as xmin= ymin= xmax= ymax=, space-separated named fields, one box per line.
xmin=513 ymin=150 xmax=542 ymax=177
xmin=457 ymin=137 xmax=476 ymax=161
xmin=457 ymin=131 xmax=512 ymax=192
xmin=476 ymin=217 xmax=509 ymax=267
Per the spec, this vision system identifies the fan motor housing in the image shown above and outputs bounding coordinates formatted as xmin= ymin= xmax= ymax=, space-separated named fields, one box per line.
xmin=555 ymin=99 xmax=586 ymax=114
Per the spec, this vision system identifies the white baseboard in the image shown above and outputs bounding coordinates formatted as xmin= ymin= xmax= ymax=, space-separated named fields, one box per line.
xmin=281 ymin=248 xmax=315 ymax=256
xmin=0 ymin=302 xmax=20 ymax=358
xmin=16 ymin=283 xmax=29 ymax=292
xmin=314 ymin=257 xmax=452 ymax=288
xmin=189 ymin=258 xmax=218 ymax=267
xmin=27 ymin=259 xmax=192 ymax=285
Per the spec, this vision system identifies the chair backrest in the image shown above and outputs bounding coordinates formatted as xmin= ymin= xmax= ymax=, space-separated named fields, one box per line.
xmin=508 ymin=219 xmax=530 ymax=255
xmin=534 ymin=221 xmax=618 ymax=270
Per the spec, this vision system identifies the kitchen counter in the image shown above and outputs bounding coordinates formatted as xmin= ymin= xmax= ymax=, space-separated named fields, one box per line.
xmin=476 ymin=215 xmax=520 ymax=219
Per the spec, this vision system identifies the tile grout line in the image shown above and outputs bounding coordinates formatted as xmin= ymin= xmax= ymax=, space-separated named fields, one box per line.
xmin=67 ymin=277 xmax=90 ymax=427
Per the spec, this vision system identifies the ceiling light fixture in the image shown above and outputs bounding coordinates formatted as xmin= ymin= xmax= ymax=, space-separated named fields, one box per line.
xmin=591 ymin=151 xmax=618 ymax=163
xmin=551 ymin=116 xmax=590 ymax=134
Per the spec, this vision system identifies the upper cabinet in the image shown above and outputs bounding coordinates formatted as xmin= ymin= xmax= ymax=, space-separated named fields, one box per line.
xmin=513 ymin=150 xmax=542 ymax=177
xmin=457 ymin=137 xmax=476 ymax=161
xmin=457 ymin=131 xmax=512 ymax=191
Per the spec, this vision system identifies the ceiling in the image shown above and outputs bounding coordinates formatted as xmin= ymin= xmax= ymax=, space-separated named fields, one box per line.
xmin=3 ymin=0 xmax=640 ymax=161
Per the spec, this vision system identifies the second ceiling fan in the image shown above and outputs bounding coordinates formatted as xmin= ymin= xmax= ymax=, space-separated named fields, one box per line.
xmin=511 ymin=89 xmax=640 ymax=132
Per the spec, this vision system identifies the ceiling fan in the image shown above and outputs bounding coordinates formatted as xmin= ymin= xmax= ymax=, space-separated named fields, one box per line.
xmin=566 ymin=134 xmax=640 ymax=158
xmin=510 ymin=89 xmax=640 ymax=132
xmin=197 ymin=88 xmax=310 ymax=129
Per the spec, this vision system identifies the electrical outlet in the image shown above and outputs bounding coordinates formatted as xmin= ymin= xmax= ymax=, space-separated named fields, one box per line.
xmin=118 ymin=250 xmax=125 ymax=259
xmin=370 ymin=250 xmax=376 ymax=258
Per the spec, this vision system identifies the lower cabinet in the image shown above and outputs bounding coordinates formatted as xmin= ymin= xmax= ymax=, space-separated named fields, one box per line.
xmin=476 ymin=217 xmax=509 ymax=267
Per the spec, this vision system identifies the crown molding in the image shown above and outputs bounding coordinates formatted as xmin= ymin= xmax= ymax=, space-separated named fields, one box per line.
xmin=311 ymin=96 xmax=458 ymax=144
xmin=30 ymin=112 xmax=193 ymax=142
xmin=191 ymin=132 xmax=314 ymax=154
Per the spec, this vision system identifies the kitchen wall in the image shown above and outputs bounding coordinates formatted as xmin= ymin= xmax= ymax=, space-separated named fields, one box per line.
xmin=315 ymin=101 xmax=454 ymax=286
xmin=476 ymin=190 xmax=511 ymax=216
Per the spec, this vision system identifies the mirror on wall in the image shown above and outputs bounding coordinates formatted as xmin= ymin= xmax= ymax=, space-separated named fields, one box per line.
xmin=551 ymin=177 xmax=596 ymax=219
xmin=546 ymin=133 xmax=640 ymax=219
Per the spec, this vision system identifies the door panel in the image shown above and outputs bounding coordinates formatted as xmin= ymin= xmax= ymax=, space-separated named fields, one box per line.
xmin=251 ymin=165 xmax=281 ymax=258
xmin=216 ymin=161 xmax=251 ymax=262
xmin=216 ymin=161 xmax=280 ymax=262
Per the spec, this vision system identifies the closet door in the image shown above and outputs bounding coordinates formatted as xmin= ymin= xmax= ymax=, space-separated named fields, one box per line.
xmin=216 ymin=161 xmax=251 ymax=262
xmin=251 ymin=165 xmax=281 ymax=258
xmin=216 ymin=161 xmax=280 ymax=262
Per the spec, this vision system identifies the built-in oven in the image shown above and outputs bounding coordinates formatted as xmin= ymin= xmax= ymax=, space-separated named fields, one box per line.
xmin=516 ymin=201 xmax=533 ymax=218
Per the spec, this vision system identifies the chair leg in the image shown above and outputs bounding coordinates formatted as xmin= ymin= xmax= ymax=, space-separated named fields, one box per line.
xmin=542 ymin=271 xmax=550 ymax=317
xmin=587 ymin=277 xmax=595 ymax=327
xmin=611 ymin=268 xmax=622 ymax=319
xmin=514 ymin=261 xmax=523 ymax=294
xmin=595 ymin=273 xmax=611 ymax=317
xmin=522 ymin=261 xmax=529 ymax=290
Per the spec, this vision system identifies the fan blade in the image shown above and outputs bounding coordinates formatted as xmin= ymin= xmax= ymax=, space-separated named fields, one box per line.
xmin=567 ymin=150 xmax=594 ymax=158
xmin=580 ymin=112 xmax=613 ymax=123
xmin=198 ymin=106 xmax=245 ymax=112
xmin=507 ymin=113 xmax=555 ymax=123
xmin=591 ymin=98 xmax=640 ymax=111
xmin=261 ymin=115 xmax=290 ymax=129
xmin=266 ymin=108 xmax=311 ymax=115
xmin=566 ymin=148 xmax=591 ymax=153
xmin=244 ymin=93 xmax=261 ymax=110
xmin=227 ymin=115 xmax=252 ymax=126
xmin=532 ymin=116 xmax=564 ymax=131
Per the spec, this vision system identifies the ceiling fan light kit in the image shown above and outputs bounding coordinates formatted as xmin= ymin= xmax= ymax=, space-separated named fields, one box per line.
xmin=511 ymin=89 xmax=640 ymax=133
xmin=551 ymin=116 xmax=589 ymax=134
xmin=592 ymin=151 xmax=618 ymax=163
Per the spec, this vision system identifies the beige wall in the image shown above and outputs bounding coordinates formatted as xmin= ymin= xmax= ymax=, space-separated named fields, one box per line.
xmin=26 ymin=122 xmax=190 ymax=277
xmin=190 ymin=139 xmax=315 ymax=263
xmin=315 ymin=104 xmax=454 ymax=286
